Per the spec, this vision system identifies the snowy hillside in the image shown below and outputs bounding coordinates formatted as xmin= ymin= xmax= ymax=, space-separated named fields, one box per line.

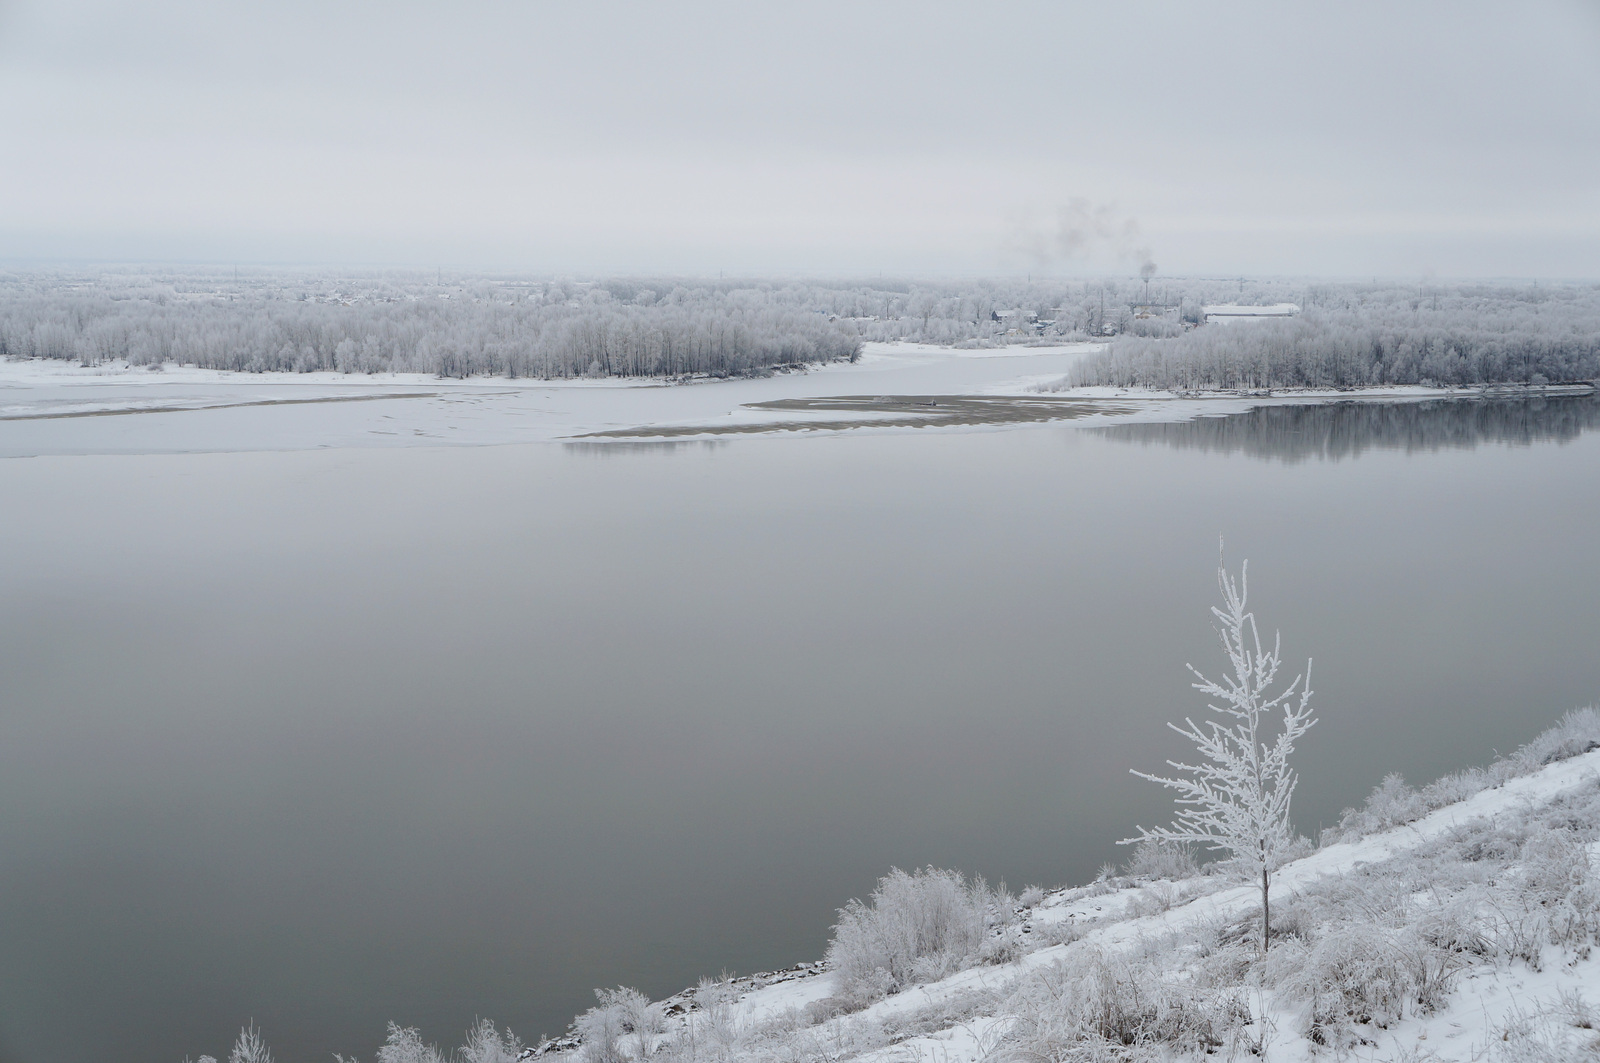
xmin=533 ymin=710 xmax=1600 ymax=1063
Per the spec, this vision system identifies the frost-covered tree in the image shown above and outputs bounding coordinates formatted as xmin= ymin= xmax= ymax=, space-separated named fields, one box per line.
xmin=374 ymin=1022 xmax=445 ymax=1063
xmin=1122 ymin=554 xmax=1316 ymax=953
xmin=575 ymin=987 xmax=661 ymax=1063
xmin=228 ymin=1024 xmax=274 ymax=1063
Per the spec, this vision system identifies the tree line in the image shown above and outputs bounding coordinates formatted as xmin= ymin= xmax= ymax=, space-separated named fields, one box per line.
xmin=0 ymin=269 xmax=1289 ymax=377
xmin=0 ymin=273 xmax=865 ymax=379
xmin=5 ymin=270 xmax=1596 ymax=385
xmin=1067 ymin=284 xmax=1600 ymax=390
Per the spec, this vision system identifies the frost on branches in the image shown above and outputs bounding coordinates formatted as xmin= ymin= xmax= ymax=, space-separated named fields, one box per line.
xmin=1122 ymin=554 xmax=1316 ymax=953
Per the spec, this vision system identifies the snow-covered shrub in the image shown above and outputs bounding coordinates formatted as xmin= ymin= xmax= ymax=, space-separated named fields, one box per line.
xmin=674 ymin=977 xmax=747 ymax=1060
xmin=576 ymin=989 xmax=633 ymax=1063
xmin=1123 ymin=838 xmax=1198 ymax=882
xmin=1508 ymin=706 xmax=1600 ymax=771
xmin=1190 ymin=936 xmax=1256 ymax=990
xmin=1494 ymin=993 xmax=1600 ymax=1062
xmin=1267 ymin=924 xmax=1460 ymax=1045
xmin=1125 ymin=880 xmax=1207 ymax=920
xmin=1027 ymin=918 xmax=1084 ymax=948
xmin=800 ymin=995 xmax=854 ymax=1026
xmin=1331 ymin=706 xmax=1600 ymax=844
xmin=978 ymin=925 xmax=1029 ymax=966
xmin=375 ymin=1023 xmax=445 ymax=1063
xmin=1415 ymin=764 xmax=1487 ymax=806
xmin=1508 ymin=824 xmax=1600 ymax=957
xmin=878 ymin=985 xmax=1004 ymax=1044
xmin=989 ymin=947 xmax=1248 ymax=1062
xmin=229 ymin=1026 xmax=273 ymax=1063
xmin=1019 ymin=884 xmax=1046 ymax=908
xmin=824 ymin=866 xmax=1013 ymax=1005
xmin=458 ymin=1019 xmax=523 ymax=1063
xmin=1335 ymin=772 xmax=1429 ymax=838
xmin=1412 ymin=901 xmax=1493 ymax=961
xmin=575 ymin=987 xmax=666 ymax=1063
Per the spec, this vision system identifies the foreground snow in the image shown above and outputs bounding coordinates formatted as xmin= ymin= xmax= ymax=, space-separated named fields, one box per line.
xmin=543 ymin=730 xmax=1600 ymax=1063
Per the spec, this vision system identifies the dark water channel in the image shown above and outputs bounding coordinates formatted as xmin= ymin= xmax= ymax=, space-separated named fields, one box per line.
xmin=2 ymin=395 xmax=1598 ymax=1063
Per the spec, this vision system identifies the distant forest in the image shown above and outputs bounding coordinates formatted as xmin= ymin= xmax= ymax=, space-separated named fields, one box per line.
xmin=1066 ymin=284 xmax=1600 ymax=390
xmin=2 ymin=269 xmax=1596 ymax=385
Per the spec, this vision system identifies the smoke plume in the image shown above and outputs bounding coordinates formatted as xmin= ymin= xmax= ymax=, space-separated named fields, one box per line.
xmin=1007 ymin=198 xmax=1156 ymax=278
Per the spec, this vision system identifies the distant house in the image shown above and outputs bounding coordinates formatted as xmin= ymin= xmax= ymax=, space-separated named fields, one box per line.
xmin=1202 ymin=303 xmax=1300 ymax=324
xmin=992 ymin=307 xmax=1050 ymax=336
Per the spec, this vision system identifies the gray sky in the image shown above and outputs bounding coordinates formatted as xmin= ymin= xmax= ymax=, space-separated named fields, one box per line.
xmin=1 ymin=0 xmax=1597 ymax=277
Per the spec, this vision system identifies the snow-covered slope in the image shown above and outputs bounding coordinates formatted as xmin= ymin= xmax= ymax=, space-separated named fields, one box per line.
xmin=545 ymin=731 xmax=1600 ymax=1063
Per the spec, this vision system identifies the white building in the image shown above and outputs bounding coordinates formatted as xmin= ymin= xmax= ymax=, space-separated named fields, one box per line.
xmin=1202 ymin=303 xmax=1300 ymax=324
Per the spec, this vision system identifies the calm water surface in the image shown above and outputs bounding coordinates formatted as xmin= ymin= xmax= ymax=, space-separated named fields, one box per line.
xmin=2 ymin=396 xmax=1598 ymax=1063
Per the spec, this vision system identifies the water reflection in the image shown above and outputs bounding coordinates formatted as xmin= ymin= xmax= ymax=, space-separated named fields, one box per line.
xmin=1096 ymin=394 xmax=1600 ymax=463
xmin=563 ymin=439 xmax=729 ymax=458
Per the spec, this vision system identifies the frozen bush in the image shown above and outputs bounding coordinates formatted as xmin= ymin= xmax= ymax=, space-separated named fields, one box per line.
xmin=1516 ymin=827 xmax=1600 ymax=953
xmin=1027 ymin=918 xmax=1084 ymax=948
xmin=576 ymin=987 xmax=666 ymax=1063
xmin=1494 ymin=994 xmax=1600 ymax=1062
xmin=824 ymin=867 xmax=1013 ymax=1004
xmin=877 ymin=985 xmax=1003 ymax=1044
xmin=1332 ymin=706 xmax=1600 ymax=843
xmin=978 ymin=926 xmax=1028 ymax=966
xmin=1418 ymin=765 xmax=1490 ymax=808
xmin=576 ymin=991 xmax=629 ymax=1063
xmin=457 ymin=1019 xmax=523 ymax=1063
xmin=376 ymin=1023 xmax=445 ymax=1063
xmin=1508 ymin=706 xmax=1600 ymax=771
xmin=1123 ymin=838 xmax=1198 ymax=882
xmin=800 ymin=996 xmax=854 ymax=1025
xmin=989 ymin=948 xmax=1248 ymax=1062
xmin=1336 ymin=772 xmax=1428 ymax=838
xmin=679 ymin=977 xmax=746 ymax=1059
xmin=1019 ymin=884 xmax=1046 ymax=908
xmin=1412 ymin=901 xmax=1493 ymax=961
xmin=1267 ymin=924 xmax=1461 ymax=1046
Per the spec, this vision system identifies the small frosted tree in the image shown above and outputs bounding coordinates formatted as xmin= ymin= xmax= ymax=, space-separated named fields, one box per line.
xmin=228 ymin=1025 xmax=274 ymax=1063
xmin=458 ymin=1018 xmax=524 ymax=1063
xmin=375 ymin=1022 xmax=445 ymax=1063
xmin=1121 ymin=555 xmax=1316 ymax=953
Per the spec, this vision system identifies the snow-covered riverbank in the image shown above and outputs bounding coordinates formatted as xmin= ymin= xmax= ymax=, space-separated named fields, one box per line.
xmin=4 ymin=346 xmax=1590 ymax=457
xmin=534 ymin=711 xmax=1600 ymax=1063
xmin=0 ymin=344 xmax=1099 ymax=455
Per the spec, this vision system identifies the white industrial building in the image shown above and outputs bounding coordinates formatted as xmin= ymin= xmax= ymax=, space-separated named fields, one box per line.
xmin=1202 ymin=303 xmax=1301 ymax=324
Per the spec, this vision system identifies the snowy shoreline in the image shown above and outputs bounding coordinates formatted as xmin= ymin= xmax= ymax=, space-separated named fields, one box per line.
xmin=530 ymin=714 xmax=1600 ymax=1063
xmin=1 ymin=348 xmax=1593 ymax=457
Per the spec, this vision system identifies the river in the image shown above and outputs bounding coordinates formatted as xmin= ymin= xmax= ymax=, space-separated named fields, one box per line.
xmin=1 ymin=358 xmax=1597 ymax=1063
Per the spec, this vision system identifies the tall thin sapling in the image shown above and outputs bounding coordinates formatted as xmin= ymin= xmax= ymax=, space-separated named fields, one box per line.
xmin=1121 ymin=556 xmax=1316 ymax=953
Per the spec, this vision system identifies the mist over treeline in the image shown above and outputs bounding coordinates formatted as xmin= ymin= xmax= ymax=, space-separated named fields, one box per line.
xmin=2 ymin=269 xmax=1596 ymax=385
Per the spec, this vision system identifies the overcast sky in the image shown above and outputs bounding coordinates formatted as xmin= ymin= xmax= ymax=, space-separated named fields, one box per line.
xmin=1 ymin=1 xmax=1596 ymax=277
